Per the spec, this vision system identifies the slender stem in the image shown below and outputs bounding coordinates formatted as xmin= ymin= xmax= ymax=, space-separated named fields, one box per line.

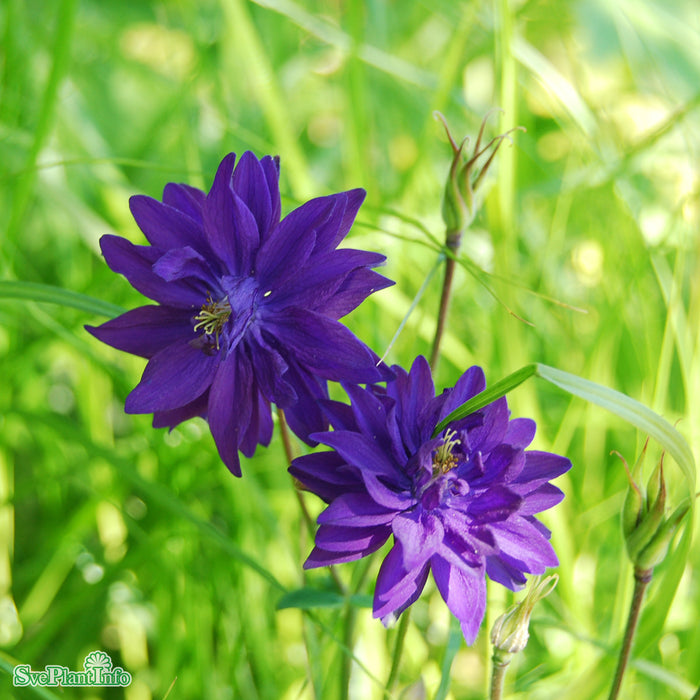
xmin=339 ymin=602 xmax=358 ymax=700
xmin=489 ymin=650 xmax=511 ymax=700
xmin=608 ymin=567 xmax=653 ymax=700
xmin=385 ymin=608 xmax=411 ymax=694
xmin=279 ymin=408 xmax=347 ymax=595
xmin=430 ymin=230 xmax=462 ymax=372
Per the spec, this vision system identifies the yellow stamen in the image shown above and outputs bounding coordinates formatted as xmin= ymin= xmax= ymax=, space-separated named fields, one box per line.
xmin=433 ymin=428 xmax=461 ymax=475
xmin=193 ymin=294 xmax=231 ymax=349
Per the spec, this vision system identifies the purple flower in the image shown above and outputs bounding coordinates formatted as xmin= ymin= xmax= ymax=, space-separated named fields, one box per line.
xmin=87 ymin=152 xmax=393 ymax=476
xmin=289 ymin=356 xmax=571 ymax=644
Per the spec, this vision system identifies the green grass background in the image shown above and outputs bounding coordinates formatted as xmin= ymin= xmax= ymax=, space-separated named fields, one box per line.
xmin=1 ymin=0 xmax=699 ymax=698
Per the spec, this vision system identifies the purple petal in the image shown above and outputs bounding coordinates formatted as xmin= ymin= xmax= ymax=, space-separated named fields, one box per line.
xmin=313 ymin=429 xmax=402 ymax=482
xmin=152 ymin=391 xmax=209 ymax=429
xmin=373 ymin=542 xmax=430 ymax=621
xmin=255 ymin=222 xmax=316 ymax=289
xmin=125 ymin=339 xmax=219 ymax=413
xmin=466 ymin=397 xmax=510 ymax=454
xmin=260 ymin=248 xmax=384 ymax=311
xmin=392 ymin=510 xmax=444 ymax=570
xmin=247 ymin=330 xmax=296 ymax=406
xmin=514 ymin=451 xmax=572 ymax=486
xmin=129 ymin=195 xmax=205 ymax=251
xmin=239 ymin=387 xmax=273 ymax=458
xmin=203 ymin=153 xmax=238 ymax=272
xmin=289 ymin=451 xmax=362 ymax=503
xmin=279 ymin=359 xmax=329 ymax=443
xmin=315 ymin=523 xmax=391 ymax=553
xmin=466 ymin=486 xmax=522 ymax=523
xmin=162 ymin=183 xmax=206 ymax=224
xmin=314 ymin=188 xmax=366 ymax=254
xmin=504 ymin=418 xmax=536 ymax=449
xmin=304 ymin=540 xmax=386 ymax=568
xmin=264 ymin=307 xmax=383 ymax=383
xmin=485 ymin=553 xmax=528 ymax=590
xmin=318 ymin=493 xmax=398 ymax=527
xmin=344 ymin=383 xmax=406 ymax=466
xmin=152 ymin=246 xmax=217 ymax=286
xmin=100 ymin=235 xmax=204 ymax=307
xmin=432 ymin=554 xmax=486 ymax=645
xmin=361 ymin=472 xmax=413 ymax=510
xmin=86 ymin=305 xmax=193 ymax=359
xmin=207 ymin=350 xmax=253 ymax=476
xmin=490 ymin=516 xmax=559 ymax=572
xmin=259 ymin=155 xmax=281 ymax=237
xmin=440 ymin=366 xmax=486 ymax=420
xmin=388 ymin=356 xmax=435 ymax=453
xmin=322 ymin=268 xmax=394 ymax=319
xmin=232 ymin=151 xmax=273 ymax=241
xmin=516 ymin=484 xmax=565 ymax=514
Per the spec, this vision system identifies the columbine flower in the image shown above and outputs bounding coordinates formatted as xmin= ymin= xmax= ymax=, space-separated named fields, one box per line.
xmin=289 ymin=356 xmax=571 ymax=643
xmin=87 ymin=152 xmax=393 ymax=475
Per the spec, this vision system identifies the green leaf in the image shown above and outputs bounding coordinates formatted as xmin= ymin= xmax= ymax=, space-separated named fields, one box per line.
xmin=534 ymin=364 xmax=695 ymax=493
xmin=276 ymin=588 xmax=372 ymax=611
xmin=0 ymin=280 xmax=125 ymax=318
xmin=433 ymin=364 xmax=537 ymax=436
xmin=434 ymin=362 xmax=695 ymax=498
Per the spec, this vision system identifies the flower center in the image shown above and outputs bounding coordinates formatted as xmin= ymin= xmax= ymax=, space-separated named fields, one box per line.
xmin=193 ymin=293 xmax=231 ymax=350
xmin=432 ymin=428 xmax=461 ymax=476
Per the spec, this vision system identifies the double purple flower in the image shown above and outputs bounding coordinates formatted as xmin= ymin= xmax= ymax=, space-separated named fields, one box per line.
xmin=87 ymin=152 xmax=392 ymax=475
xmin=290 ymin=356 xmax=571 ymax=643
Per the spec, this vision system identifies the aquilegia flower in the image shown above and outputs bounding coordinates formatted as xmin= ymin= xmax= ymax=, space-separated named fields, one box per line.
xmin=289 ymin=356 xmax=571 ymax=643
xmin=87 ymin=152 xmax=392 ymax=475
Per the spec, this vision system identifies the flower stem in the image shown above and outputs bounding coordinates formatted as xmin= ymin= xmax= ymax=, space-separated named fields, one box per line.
xmin=430 ymin=230 xmax=462 ymax=372
xmin=279 ymin=409 xmax=347 ymax=595
xmin=489 ymin=649 xmax=511 ymax=700
xmin=385 ymin=608 xmax=411 ymax=694
xmin=607 ymin=567 xmax=653 ymax=700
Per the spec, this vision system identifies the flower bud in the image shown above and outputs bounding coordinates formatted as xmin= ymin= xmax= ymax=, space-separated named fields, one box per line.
xmin=435 ymin=111 xmax=524 ymax=243
xmin=616 ymin=445 xmax=687 ymax=570
xmin=636 ymin=501 xmax=690 ymax=570
xmin=491 ymin=575 xmax=558 ymax=655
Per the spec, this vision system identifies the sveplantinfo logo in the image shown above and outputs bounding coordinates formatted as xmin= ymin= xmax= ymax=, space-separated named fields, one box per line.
xmin=13 ymin=650 xmax=132 ymax=688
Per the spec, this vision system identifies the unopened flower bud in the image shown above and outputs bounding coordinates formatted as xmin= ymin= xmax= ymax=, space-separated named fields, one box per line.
xmin=636 ymin=501 xmax=690 ymax=570
xmin=491 ymin=575 xmax=558 ymax=655
xmin=435 ymin=111 xmax=524 ymax=244
xmin=615 ymin=445 xmax=687 ymax=570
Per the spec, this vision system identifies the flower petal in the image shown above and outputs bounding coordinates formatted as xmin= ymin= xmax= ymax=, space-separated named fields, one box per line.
xmin=392 ymin=510 xmax=444 ymax=570
xmin=466 ymin=485 xmax=523 ymax=523
xmin=432 ymin=554 xmax=486 ymax=645
xmin=289 ymin=451 xmax=362 ymax=503
xmin=86 ymin=305 xmax=193 ymax=359
xmin=125 ymin=339 xmax=219 ymax=413
xmin=231 ymin=151 xmax=274 ymax=240
xmin=318 ymin=492 xmax=398 ymax=527
xmin=373 ymin=541 xmax=430 ymax=621
xmin=129 ymin=195 xmax=206 ymax=251
xmin=259 ymin=155 xmax=281 ymax=236
xmin=162 ymin=183 xmax=206 ymax=224
xmin=207 ymin=350 xmax=253 ymax=476
xmin=313 ymin=429 xmax=403 ymax=482
xmin=514 ymin=451 xmax=572 ymax=487
xmin=152 ymin=246 xmax=217 ymax=287
xmin=100 ymin=235 xmax=204 ymax=307
xmin=265 ymin=307 xmax=383 ymax=383
xmin=314 ymin=188 xmax=366 ymax=254
xmin=490 ymin=516 xmax=559 ymax=572
xmin=152 ymin=391 xmax=209 ymax=429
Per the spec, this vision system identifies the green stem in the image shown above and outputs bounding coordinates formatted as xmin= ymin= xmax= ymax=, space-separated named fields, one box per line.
xmin=489 ymin=649 xmax=512 ymax=700
xmin=279 ymin=409 xmax=347 ymax=595
xmin=429 ymin=230 xmax=462 ymax=372
xmin=385 ymin=608 xmax=411 ymax=694
xmin=608 ymin=567 xmax=653 ymax=700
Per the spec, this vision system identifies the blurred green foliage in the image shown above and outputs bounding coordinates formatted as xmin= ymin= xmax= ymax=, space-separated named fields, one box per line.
xmin=1 ymin=0 xmax=699 ymax=698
